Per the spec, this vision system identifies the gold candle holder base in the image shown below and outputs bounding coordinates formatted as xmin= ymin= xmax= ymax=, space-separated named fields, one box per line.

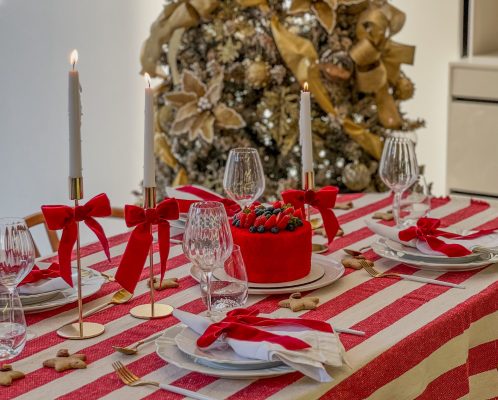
xmin=130 ymin=304 xmax=173 ymax=319
xmin=57 ymin=322 xmax=105 ymax=340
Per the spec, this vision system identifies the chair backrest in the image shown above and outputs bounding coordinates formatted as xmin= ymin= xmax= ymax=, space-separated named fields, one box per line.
xmin=24 ymin=207 xmax=125 ymax=257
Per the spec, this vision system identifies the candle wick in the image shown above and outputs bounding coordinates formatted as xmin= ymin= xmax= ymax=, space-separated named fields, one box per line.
xmin=72 ymin=62 xmax=75 ymax=71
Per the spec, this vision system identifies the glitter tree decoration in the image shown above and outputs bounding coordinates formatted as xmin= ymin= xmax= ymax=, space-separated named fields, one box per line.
xmin=140 ymin=0 xmax=424 ymax=199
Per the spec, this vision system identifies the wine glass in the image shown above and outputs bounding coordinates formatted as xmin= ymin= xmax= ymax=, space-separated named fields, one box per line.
xmin=379 ymin=134 xmax=419 ymax=227
xmin=183 ymin=202 xmax=233 ymax=316
xmin=0 ymin=218 xmax=35 ymax=360
xmin=200 ymin=245 xmax=248 ymax=312
xmin=223 ymin=148 xmax=265 ymax=210
xmin=399 ymin=174 xmax=431 ymax=226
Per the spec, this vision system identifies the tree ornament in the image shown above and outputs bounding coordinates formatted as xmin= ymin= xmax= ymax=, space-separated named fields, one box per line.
xmin=342 ymin=162 xmax=371 ymax=191
xmin=245 ymin=60 xmax=270 ymax=88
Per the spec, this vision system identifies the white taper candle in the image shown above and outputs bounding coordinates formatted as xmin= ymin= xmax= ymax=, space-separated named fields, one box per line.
xmin=143 ymin=73 xmax=156 ymax=187
xmin=300 ymin=82 xmax=313 ymax=174
xmin=68 ymin=49 xmax=82 ymax=178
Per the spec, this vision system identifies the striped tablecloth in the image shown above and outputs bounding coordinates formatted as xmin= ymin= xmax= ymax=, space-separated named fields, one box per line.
xmin=6 ymin=193 xmax=498 ymax=400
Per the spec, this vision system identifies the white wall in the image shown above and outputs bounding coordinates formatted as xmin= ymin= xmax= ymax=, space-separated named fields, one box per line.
xmin=0 ymin=0 xmax=460 ymax=251
xmin=0 ymin=0 xmax=163 ymax=251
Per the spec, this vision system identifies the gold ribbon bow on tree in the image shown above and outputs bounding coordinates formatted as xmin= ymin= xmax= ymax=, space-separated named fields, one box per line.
xmin=140 ymin=0 xmax=219 ymax=80
xmin=349 ymin=4 xmax=415 ymax=129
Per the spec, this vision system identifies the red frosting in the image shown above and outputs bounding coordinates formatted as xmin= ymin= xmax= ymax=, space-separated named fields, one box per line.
xmin=230 ymin=222 xmax=312 ymax=283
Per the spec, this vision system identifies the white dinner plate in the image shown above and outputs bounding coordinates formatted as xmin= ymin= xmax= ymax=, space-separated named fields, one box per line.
xmin=19 ymin=290 xmax=61 ymax=306
xmin=384 ymin=239 xmax=483 ymax=263
xmin=372 ymin=239 xmax=497 ymax=272
xmin=21 ymin=268 xmax=105 ymax=313
xmin=213 ymin=262 xmax=325 ymax=289
xmin=156 ymin=325 xmax=294 ymax=379
xmin=175 ymin=326 xmax=283 ymax=369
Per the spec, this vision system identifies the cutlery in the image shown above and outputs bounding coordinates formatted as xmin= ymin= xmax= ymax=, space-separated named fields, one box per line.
xmin=100 ymin=271 xmax=116 ymax=282
xmin=112 ymin=361 xmax=216 ymax=400
xmin=343 ymin=246 xmax=371 ymax=257
xmin=113 ymin=331 xmax=164 ymax=355
xmin=359 ymin=260 xmax=465 ymax=289
xmin=58 ymin=289 xmax=133 ymax=329
xmin=335 ymin=327 xmax=365 ymax=336
xmin=310 ymin=218 xmax=323 ymax=230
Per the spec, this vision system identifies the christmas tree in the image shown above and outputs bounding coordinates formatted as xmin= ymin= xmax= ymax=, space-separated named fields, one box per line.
xmin=140 ymin=0 xmax=423 ymax=200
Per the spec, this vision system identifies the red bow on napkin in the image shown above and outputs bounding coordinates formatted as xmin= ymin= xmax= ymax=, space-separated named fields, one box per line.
xmin=399 ymin=217 xmax=497 ymax=257
xmin=20 ymin=263 xmax=61 ymax=285
xmin=174 ymin=185 xmax=240 ymax=216
xmin=197 ymin=309 xmax=333 ymax=351
xmin=41 ymin=193 xmax=111 ymax=286
xmin=115 ymin=198 xmax=179 ymax=294
xmin=282 ymin=186 xmax=340 ymax=243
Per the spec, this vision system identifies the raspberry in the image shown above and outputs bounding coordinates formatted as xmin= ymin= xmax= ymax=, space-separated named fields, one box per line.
xmin=254 ymin=215 xmax=267 ymax=227
xmin=277 ymin=214 xmax=290 ymax=229
xmin=293 ymin=208 xmax=303 ymax=219
xmin=264 ymin=214 xmax=277 ymax=229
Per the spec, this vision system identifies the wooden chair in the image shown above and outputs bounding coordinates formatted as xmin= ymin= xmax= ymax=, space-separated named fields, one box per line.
xmin=24 ymin=207 xmax=125 ymax=257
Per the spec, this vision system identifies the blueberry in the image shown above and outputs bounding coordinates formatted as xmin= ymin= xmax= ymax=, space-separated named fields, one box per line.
xmin=273 ymin=208 xmax=281 ymax=214
xmin=235 ymin=220 xmax=241 ymax=227
xmin=286 ymin=224 xmax=295 ymax=231
xmin=270 ymin=227 xmax=279 ymax=234
xmin=264 ymin=212 xmax=273 ymax=218
xmin=255 ymin=209 xmax=264 ymax=216
xmin=249 ymin=226 xmax=257 ymax=233
xmin=232 ymin=219 xmax=238 ymax=226
xmin=296 ymin=219 xmax=303 ymax=226
xmin=257 ymin=225 xmax=266 ymax=233
xmin=266 ymin=207 xmax=274 ymax=212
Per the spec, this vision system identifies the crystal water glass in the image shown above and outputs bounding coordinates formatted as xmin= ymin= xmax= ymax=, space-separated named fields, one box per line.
xmin=379 ymin=134 xmax=419 ymax=227
xmin=183 ymin=202 xmax=233 ymax=315
xmin=223 ymin=148 xmax=265 ymax=210
xmin=0 ymin=218 xmax=35 ymax=360
xmin=399 ymin=174 xmax=431 ymax=226
xmin=200 ymin=245 xmax=248 ymax=312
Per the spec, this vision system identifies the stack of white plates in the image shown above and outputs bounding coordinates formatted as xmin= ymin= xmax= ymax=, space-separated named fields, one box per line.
xmin=372 ymin=238 xmax=498 ymax=272
xmin=156 ymin=325 xmax=294 ymax=379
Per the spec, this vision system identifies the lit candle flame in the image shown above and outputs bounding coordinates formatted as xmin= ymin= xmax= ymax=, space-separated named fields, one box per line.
xmin=303 ymin=82 xmax=309 ymax=92
xmin=144 ymin=73 xmax=151 ymax=88
xmin=70 ymin=49 xmax=78 ymax=70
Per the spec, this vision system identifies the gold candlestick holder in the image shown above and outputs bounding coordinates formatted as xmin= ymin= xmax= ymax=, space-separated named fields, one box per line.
xmin=57 ymin=177 xmax=106 ymax=340
xmin=130 ymin=186 xmax=173 ymax=319
xmin=303 ymin=171 xmax=328 ymax=254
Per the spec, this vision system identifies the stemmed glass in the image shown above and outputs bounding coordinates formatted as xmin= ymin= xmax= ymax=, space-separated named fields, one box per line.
xmin=183 ymin=202 xmax=233 ymax=316
xmin=0 ymin=218 xmax=35 ymax=360
xmin=379 ymin=134 xmax=419 ymax=228
xmin=223 ymin=148 xmax=265 ymax=210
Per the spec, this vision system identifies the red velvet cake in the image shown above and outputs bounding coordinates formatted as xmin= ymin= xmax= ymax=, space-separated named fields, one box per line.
xmin=230 ymin=202 xmax=312 ymax=283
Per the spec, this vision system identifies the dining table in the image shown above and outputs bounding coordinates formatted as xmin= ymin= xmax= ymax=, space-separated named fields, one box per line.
xmin=5 ymin=192 xmax=498 ymax=400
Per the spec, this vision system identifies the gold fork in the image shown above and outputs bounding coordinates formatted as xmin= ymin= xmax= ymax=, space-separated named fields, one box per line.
xmin=112 ymin=361 xmax=216 ymax=400
xmin=359 ymin=260 xmax=465 ymax=289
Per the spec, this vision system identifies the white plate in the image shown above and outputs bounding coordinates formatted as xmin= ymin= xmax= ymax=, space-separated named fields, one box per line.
xmin=190 ymin=258 xmax=344 ymax=295
xmin=21 ymin=268 xmax=105 ymax=313
xmin=213 ymin=263 xmax=325 ymax=289
xmin=175 ymin=326 xmax=283 ymax=369
xmin=19 ymin=290 xmax=61 ymax=306
xmin=385 ymin=239 xmax=482 ymax=263
xmin=372 ymin=239 xmax=497 ymax=272
xmin=156 ymin=325 xmax=294 ymax=379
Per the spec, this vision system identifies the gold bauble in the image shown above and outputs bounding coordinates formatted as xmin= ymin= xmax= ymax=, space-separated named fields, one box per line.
xmin=342 ymin=162 xmax=371 ymax=191
xmin=395 ymin=77 xmax=415 ymax=100
xmin=245 ymin=61 xmax=270 ymax=88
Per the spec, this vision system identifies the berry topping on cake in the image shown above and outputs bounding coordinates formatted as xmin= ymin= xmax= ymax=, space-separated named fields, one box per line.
xmin=232 ymin=204 xmax=304 ymax=233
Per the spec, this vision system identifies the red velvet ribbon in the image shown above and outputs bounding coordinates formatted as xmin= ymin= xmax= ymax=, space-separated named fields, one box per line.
xmin=41 ymin=193 xmax=111 ymax=286
xmin=282 ymin=186 xmax=340 ymax=243
xmin=399 ymin=217 xmax=497 ymax=257
xmin=174 ymin=185 xmax=240 ymax=216
xmin=197 ymin=309 xmax=334 ymax=350
xmin=115 ymin=198 xmax=179 ymax=294
xmin=20 ymin=263 xmax=61 ymax=285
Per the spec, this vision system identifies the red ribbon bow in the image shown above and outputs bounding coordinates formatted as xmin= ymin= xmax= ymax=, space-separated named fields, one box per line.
xmin=399 ymin=217 xmax=497 ymax=257
xmin=115 ymin=198 xmax=179 ymax=294
xmin=41 ymin=193 xmax=111 ymax=286
xmin=20 ymin=263 xmax=61 ymax=285
xmin=197 ymin=309 xmax=334 ymax=351
xmin=175 ymin=186 xmax=240 ymax=217
xmin=281 ymin=186 xmax=340 ymax=243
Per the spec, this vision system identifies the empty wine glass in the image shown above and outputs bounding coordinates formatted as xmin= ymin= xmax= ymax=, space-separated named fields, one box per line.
xmin=399 ymin=174 xmax=431 ymax=226
xmin=379 ymin=134 xmax=419 ymax=227
xmin=183 ymin=202 xmax=233 ymax=316
xmin=223 ymin=148 xmax=265 ymax=210
xmin=200 ymin=245 xmax=248 ymax=312
xmin=0 ymin=218 xmax=35 ymax=360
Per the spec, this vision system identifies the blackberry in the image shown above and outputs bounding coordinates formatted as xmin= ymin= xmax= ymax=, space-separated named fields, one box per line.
xmin=249 ymin=226 xmax=257 ymax=233
xmin=257 ymin=225 xmax=266 ymax=233
xmin=266 ymin=207 xmax=274 ymax=212
xmin=270 ymin=227 xmax=279 ymax=234
xmin=286 ymin=224 xmax=295 ymax=231
xmin=264 ymin=212 xmax=273 ymax=218
xmin=255 ymin=209 xmax=264 ymax=216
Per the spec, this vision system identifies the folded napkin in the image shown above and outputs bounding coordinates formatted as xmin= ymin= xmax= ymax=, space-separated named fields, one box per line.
xmin=173 ymin=309 xmax=346 ymax=382
xmin=166 ymin=185 xmax=240 ymax=216
xmin=366 ymin=218 xmax=498 ymax=257
xmin=19 ymin=272 xmax=76 ymax=295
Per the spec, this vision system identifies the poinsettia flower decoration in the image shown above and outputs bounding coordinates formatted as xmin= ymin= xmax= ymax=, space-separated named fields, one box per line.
xmin=164 ymin=70 xmax=246 ymax=143
xmin=289 ymin=0 xmax=364 ymax=34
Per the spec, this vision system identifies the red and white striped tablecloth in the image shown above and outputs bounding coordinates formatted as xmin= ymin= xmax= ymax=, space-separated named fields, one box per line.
xmin=5 ymin=193 xmax=498 ymax=400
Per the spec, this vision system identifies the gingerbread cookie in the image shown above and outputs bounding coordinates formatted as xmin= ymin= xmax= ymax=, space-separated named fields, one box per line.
xmin=147 ymin=277 xmax=179 ymax=290
xmin=334 ymin=202 xmax=353 ymax=210
xmin=0 ymin=365 xmax=24 ymax=386
xmin=372 ymin=210 xmax=394 ymax=221
xmin=43 ymin=349 xmax=87 ymax=372
xmin=279 ymin=292 xmax=320 ymax=312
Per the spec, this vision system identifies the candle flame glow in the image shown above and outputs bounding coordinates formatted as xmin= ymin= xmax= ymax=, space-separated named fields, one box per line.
xmin=70 ymin=49 xmax=78 ymax=69
xmin=303 ymin=82 xmax=309 ymax=91
xmin=144 ymin=73 xmax=151 ymax=88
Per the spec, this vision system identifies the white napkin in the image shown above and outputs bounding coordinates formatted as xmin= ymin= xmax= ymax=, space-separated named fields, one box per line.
xmin=173 ymin=309 xmax=346 ymax=382
xmin=365 ymin=219 xmax=498 ymax=256
xmin=18 ymin=273 xmax=77 ymax=296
